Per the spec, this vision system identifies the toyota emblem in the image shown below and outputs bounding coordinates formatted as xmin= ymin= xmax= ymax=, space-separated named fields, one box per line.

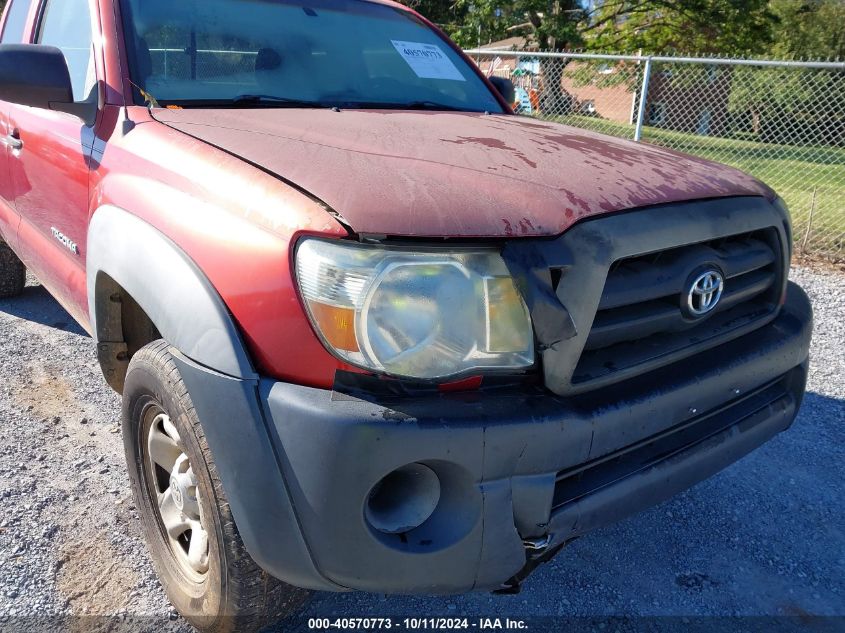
xmin=686 ymin=269 xmax=724 ymax=318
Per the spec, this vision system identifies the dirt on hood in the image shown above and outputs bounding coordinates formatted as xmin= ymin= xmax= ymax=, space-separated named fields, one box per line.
xmin=154 ymin=108 xmax=774 ymax=238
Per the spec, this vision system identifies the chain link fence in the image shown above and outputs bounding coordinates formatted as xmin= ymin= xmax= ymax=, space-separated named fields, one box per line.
xmin=471 ymin=50 xmax=845 ymax=259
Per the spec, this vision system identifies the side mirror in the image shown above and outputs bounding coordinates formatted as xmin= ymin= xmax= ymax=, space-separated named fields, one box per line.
xmin=489 ymin=76 xmax=516 ymax=106
xmin=0 ymin=44 xmax=74 ymax=109
xmin=0 ymin=43 xmax=96 ymax=124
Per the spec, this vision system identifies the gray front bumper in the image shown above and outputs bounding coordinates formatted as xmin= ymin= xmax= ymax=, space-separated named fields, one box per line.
xmin=174 ymin=282 xmax=812 ymax=595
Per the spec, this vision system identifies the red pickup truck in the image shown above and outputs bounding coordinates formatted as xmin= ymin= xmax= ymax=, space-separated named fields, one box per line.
xmin=0 ymin=0 xmax=813 ymax=630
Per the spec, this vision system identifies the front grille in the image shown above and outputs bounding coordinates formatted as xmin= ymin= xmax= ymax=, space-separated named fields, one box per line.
xmin=572 ymin=229 xmax=783 ymax=386
xmin=552 ymin=371 xmax=795 ymax=511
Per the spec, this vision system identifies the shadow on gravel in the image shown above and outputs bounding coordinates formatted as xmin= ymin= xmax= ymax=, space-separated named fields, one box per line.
xmin=0 ymin=284 xmax=87 ymax=336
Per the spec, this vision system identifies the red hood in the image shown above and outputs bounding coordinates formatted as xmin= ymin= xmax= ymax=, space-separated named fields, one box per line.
xmin=154 ymin=109 xmax=773 ymax=238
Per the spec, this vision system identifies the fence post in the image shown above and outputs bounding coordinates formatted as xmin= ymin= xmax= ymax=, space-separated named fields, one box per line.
xmin=629 ymin=52 xmax=642 ymax=126
xmin=801 ymin=186 xmax=818 ymax=253
xmin=634 ymin=57 xmax=653 ymax=142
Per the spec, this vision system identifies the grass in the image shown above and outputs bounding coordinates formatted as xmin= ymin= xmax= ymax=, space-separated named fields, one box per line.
xmin=548 ymin=114 xmax=845 ymax=256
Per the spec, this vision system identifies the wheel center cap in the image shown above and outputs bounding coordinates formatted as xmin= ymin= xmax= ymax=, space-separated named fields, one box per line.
xmin=170 ymin=476 xmax=185 ymax=510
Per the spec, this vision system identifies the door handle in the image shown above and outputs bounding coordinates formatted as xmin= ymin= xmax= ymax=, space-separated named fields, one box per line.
xmin=2 ymin=132 xmax=23 ymax=151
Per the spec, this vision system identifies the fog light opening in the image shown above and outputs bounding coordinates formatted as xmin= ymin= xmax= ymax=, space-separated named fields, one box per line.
xmin=366 ymin=463 xmax=441 ymax=535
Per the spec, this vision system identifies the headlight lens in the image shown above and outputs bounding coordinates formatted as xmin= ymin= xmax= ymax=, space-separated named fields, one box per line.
xmin=296 ymin=239 xmax=534 ymax=380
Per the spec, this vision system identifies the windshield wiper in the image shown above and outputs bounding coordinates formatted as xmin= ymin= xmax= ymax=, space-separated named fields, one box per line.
xmin=403 ymin=101 xmax=473 ymax=112
xmin=230 ymin=94 xmax=330 ymax=108
xmin=161 ymin=95 xmax=331 ymax=109
xmin=240 ymin=96 xmax=470 ymax=111
xmin=162 ymin=95 xmax=475 ymax=112
xmin=346 ymin=100 xmax=473 ymax=112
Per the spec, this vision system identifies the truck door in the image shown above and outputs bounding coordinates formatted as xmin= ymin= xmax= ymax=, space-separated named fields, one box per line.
xmin=8 ymin=0 xmax=98 ymax=327
xmin=0 ymin=0 xmax=35 ymax=250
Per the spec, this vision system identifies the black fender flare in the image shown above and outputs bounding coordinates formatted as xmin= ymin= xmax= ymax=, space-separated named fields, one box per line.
xmin=87 ymin=205 xmax=338 ymax=590
xmin=86 ymin=205 xmax=255 ymax=380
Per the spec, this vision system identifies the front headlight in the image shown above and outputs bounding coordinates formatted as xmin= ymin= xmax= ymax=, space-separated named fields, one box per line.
xmin=295 ymin=239 xmax=534 ymax=380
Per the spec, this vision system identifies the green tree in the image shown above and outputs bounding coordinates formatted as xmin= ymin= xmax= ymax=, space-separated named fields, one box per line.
xmin=586 ymin=0 xmax=776 ymax=55
xmin=768 ymin=0 xmax=845 ymax=60
xmin=448 ymin=0 xmax=585 ymax=49
xmin=417 ymin=0 xmax=779 ymax=56
xmin=726 ymin=2 xmax=844 ymax=145
xmin=449 ymin=3 xmax=513 ymax=50
xmin=401 ymin=0 xmax=472 ymax=35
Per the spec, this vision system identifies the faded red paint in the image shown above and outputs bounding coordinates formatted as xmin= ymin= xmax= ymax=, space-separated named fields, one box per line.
xmin=0 ymin=0 xmax=777 ymax=391
xmin=154 ymin=108 xmax=774 ymax=238
xmin=88 ymin=106 xmax=350 ymax=387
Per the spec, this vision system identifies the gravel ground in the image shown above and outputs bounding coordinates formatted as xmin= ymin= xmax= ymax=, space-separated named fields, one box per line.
xmin=0 ymin=266 xmax=842 ymax=632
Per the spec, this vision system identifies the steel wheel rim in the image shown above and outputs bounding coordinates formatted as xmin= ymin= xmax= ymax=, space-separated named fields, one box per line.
xmin=143 ymin=406 xmax=210 ymax=581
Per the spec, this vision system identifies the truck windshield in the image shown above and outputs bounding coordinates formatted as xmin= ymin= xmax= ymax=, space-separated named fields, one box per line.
xmin=119 ymin=0 xmax=503 ymax=113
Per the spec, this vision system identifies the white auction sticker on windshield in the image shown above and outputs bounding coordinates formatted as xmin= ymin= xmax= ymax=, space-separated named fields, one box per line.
xmin=391 ymin=40 xmax=466 ymax=81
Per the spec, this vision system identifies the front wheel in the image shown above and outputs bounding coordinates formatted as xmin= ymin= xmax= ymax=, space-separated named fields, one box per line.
xmin=0 ymin=240 xmax=26 ymax=298
xmin=122 ymin=340 xmax=309 ymax=633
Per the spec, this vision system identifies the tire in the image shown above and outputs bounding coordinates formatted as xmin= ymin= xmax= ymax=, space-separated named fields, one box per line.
xmin=0 ymin=240 xmax=25 ymax=298
xmin=122 ymin=340 xmax=309 ymax=633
